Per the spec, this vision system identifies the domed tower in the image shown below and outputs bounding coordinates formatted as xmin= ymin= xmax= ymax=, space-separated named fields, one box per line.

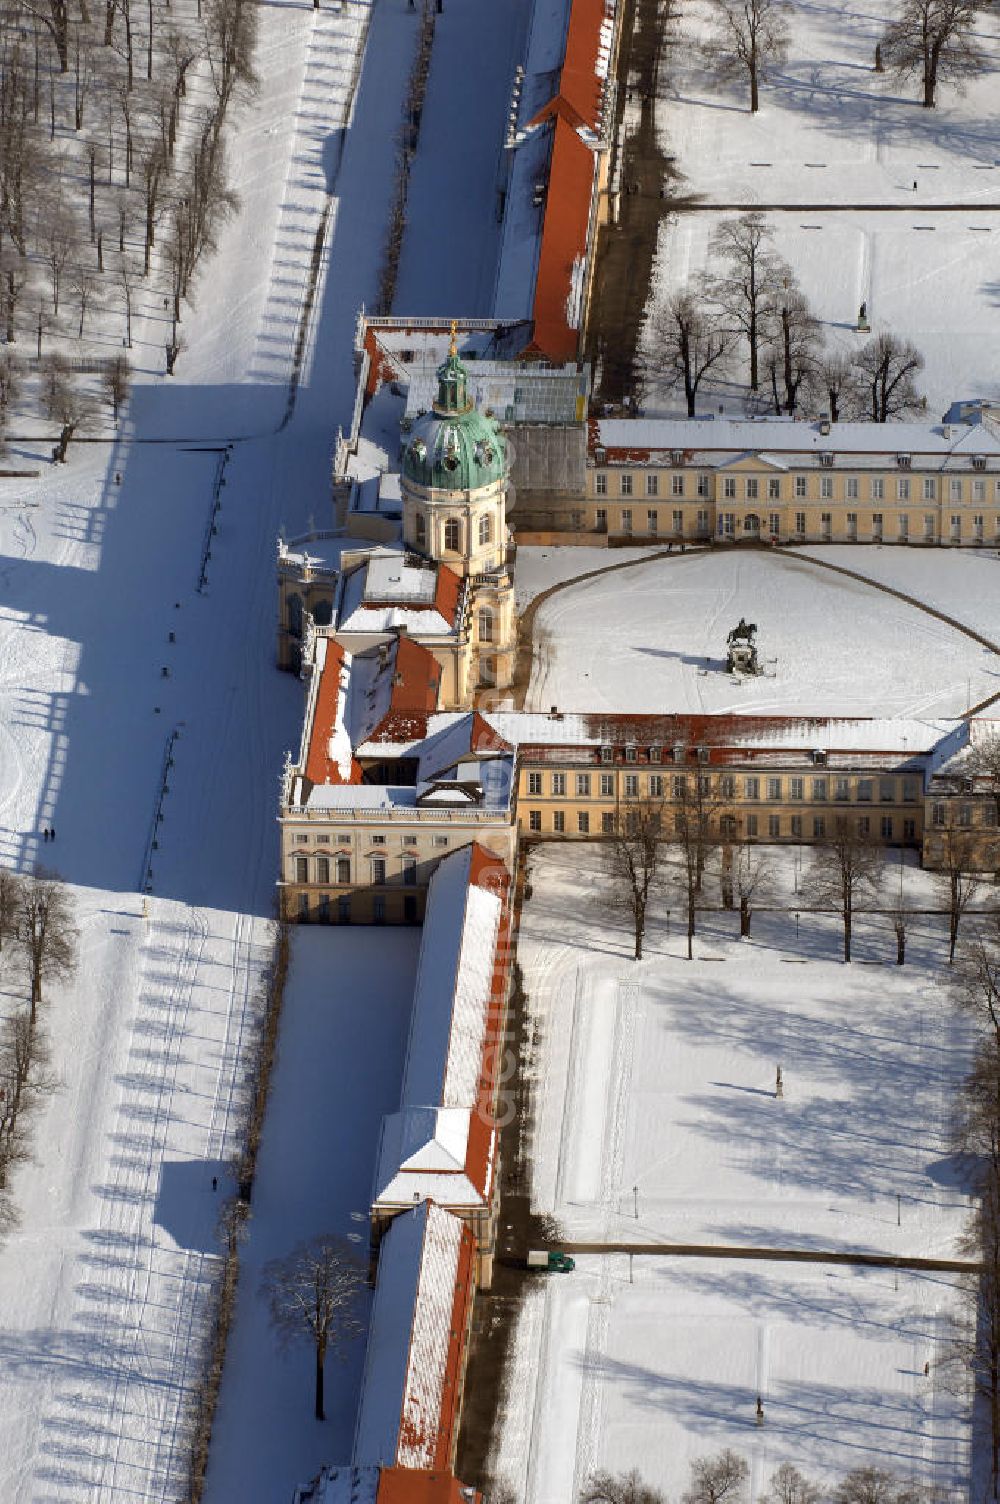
xmin=400 ymin=325 xmax=516 ymax=693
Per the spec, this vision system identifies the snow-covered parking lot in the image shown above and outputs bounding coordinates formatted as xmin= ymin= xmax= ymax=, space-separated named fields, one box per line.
xmin=524 ymin=547 xmax=1000 ymax=717
xmin=491 ymin=844 xmax=978 ymax=1500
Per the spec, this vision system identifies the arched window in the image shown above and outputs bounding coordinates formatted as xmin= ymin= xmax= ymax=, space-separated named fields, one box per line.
xmin=415 ymin=513 xmax=427 ymax=549
xmin=444 ymin=518 xmax=461 ymax=552
xmin=478 ymin=607 xmax=494 ymax=643
xmin=478 ymin=513 xmax=493 ymax=547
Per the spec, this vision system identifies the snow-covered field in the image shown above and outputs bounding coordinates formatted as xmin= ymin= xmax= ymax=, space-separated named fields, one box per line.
xmin=492 ymin=844 xmax=975 ymax=1501
xmin=644 ymin=0 xmax=1000 ymax=415
xmin=525 ymin=547 xmax=1000 ymax=716
xmin=514 ymin=545 xmax=661 ymax=610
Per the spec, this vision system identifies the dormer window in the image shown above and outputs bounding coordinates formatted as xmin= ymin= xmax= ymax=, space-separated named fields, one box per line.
xmin=973 ymin=455 xmax=987 ymax=471
xmin=595 ymin=446 xmax=606 ymax=463
xmin=671 ymin=450 xmax=685 ymax=466
xmin=896 ymin=454 xmax=911 ymax=469
xmin=819 ymin=452 xmax=834 ymax=468
xmin=672 ymin=743 xmax=685 ymax=764
xmin=600 ymin=745 xmax=613 ymax=764
xmin=697 ymin=745 xmax=709 ymax=764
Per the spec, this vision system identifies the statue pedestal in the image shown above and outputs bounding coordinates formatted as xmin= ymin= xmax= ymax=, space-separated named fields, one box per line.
xmin=856 ymin=318 xmax=870 ymax=333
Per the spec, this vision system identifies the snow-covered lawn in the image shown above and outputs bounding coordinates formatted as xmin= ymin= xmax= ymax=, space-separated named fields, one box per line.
xmin=202 ymin=926 xmax=420 ymax=1504
xmin=514 ymin=545 xmax=661 ymax=610
xmin=793 ymin=545 xmax=1000 ymax=648
xmin=492 ymin=844 xmax=975 ymax=1501
xmin=524 ymin=547 xmax=1000 ymax=716
xmin=643 ymin=0 xmax=1000 ymax=414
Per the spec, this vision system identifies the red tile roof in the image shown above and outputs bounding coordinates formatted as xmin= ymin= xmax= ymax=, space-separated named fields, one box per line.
xmin=390 ymin=637 xmax=442 ymax=716
xmin=464 ymin=847 xmax=512 ymax=1201
xmin=528 ymin=115 xmax=596 ymax=365
xmin=304 ymin=642 xmax=363 ymax=788
xmin=433 ymin=566 xmax=462 ymax=628
xmin=378 ymin=1469 xmax=478 ymax=1504
xmin=529 ymin=0 xmax=609 ymax=134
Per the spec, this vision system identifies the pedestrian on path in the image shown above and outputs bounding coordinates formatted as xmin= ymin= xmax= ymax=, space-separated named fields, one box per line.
xmin=212 ymin=1176 xmax=218 ymax=1192
xmin=42 ymin=828 xmax=49 ymax=842
xmin=50 ymin=827 xmax=55 ymax=841
xmin=775 ymin=1064 xmax=783 ymax=1099
xmin=756 ymin=1395 xmax=764 ymax=1425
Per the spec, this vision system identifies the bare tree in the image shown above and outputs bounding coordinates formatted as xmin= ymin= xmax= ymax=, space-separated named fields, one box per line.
xmin=70 ymin=263 xmax=98 ymax=337
xmin=764 ymin=1465 xmax=821 ymax=1504
xmin=708 ymin=213 xmax=784 ymax=392
xmin=936 ymin=824 xmax=981 ymax=964
xmin=762 ymin=275 xmax=820 ymax=415
xmin=18 ymin=870 xmax=78 ymax=1024
xmin=0 ymin=351 xmax=21 ymax=447
xmin=807 ymin=817 xmax=883 ymax=962
xmin=833 ymin=1468 xmax=926 ymax=1504
xmin=703 ymin=0 xmax=790 ymax=112
xmin=262 ymin=1234 xmax=366 ymax=1420
xmin=881 ymin=0 xmax=987 ymax=107
xmin=854 ymin=331 xmax=925 ymax=421
xmin=608 ymin=798 xmax=664 ymax=961
xmin=643 ymin=288 xmax=731 ymax=416
xmin=682 ymin=1450 xmax=749 ymax=1504
xmin=0 ymin=870 xmax=22 ymax=962
xmin=204 ymin=0 xmax=259 ymax=124
xmin=811 ymin=350 xmax=863 ymax=423
xmin=41 ymin=357 xmax=93 ymax=461
xmin=38 ymin=197 xmax=79 ymax=317
xmin=582 ymin=1471 xmax=666 ymax=1504
xmin=734 ymin=840 xmax=769 ymax=938
xmin=672 ymin=763 xmax=730 ymax=959
xmin=970 ymin=734 xmax=1000 ymax=832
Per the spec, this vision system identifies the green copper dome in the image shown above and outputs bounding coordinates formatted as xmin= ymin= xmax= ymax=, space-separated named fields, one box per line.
xmin=402 ymin=347 xmax=507 ymax=493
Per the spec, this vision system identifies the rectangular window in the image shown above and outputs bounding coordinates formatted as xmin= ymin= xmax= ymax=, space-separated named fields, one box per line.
xmin=846 ymin=477 xmax=859 ymax=499
xmin=746 ymin=814 xmax=758 ymax=837
xmin=795 ymin=511 xmax=806 ymax=535
xmin=553 ymin=810 xmax=565 ymax=833
xmin=821 ymin=511 xmax=833 ymax=537
xmin=621 ymin=508 xmax=632 ymax=533
xmin=673 ymin=509 xmax=684 ymax=534
xmin=647 ymin=509 xmax=658 ymax=533
xmin=338 ymin=895 xmax=350 ymax=923
xmin=973 ymin=479 xmax=986 ymax=502
xmin=881 ymin=815 xmax=893 ymax=840
xmin=295 ymin=856 xmax=308 ymax=884
xmin=898 ymin=514 xmax=909 ymax=539
xmin=432 ymin=835 xmax=449 ymax=848
xmin=896 ymin=477 xmax=910 ymax=501
xmin=791 ymin=814 xmax=803 ymax=838
xmin=576 ymin=774 xmax=591 ymax=797
xmin=812 ymin=777 xmax=827 ymax=801
xmin=903 ymin=778 xmax=917 ymax=803
xmin=620 ymin=473 xmax=633 ymax=496
xmin=835 ymin=777 xmax=850 ymax=802
xmin=745 ymin=776 xmax=760 ymax=800
xmin=766 ymin=777 xmax=781 ymax=800
xmin=923 ymin=477 xmax=936 ymax=500
xmin=578 ymin=811 xmax=590 ymax=834
xmin=527 ymin=771 xmax=542 ymax=796
xmin=601 ymin=746 xmax=613 ymax=764
xmin=871 ymin=478 xmax=885 ymax=501
xmin=697 ymin=473 xmax=710 ymax=498
xmin=402 ymin=834 xmax=417 ymax=846
xmin=371 ymin=856 xmax=387 ymax=884
xmin=316 ymin=856 xmax=330 ymax=884
xmin=769 ymin=512 xmax=780 ymax=538
xmin=646 ymin=472 xmax=659 ymax=496
xmin=624 ymin=774 xmax=639 ymax=798
xmin=596 ymin=507 xmax=608 ymax=531
xmin=600 ymin=773 xmax=614 ymax=797
xmin=293 ymin=833 xmax=308 ymax=845
xmin=932 ymin=802 xmax=945 ymax=826
xmin=529 ymin=810 xmax=541 ymax=832
xmin=789 ymin=776 xmax=804 ymax=800
xmin=984 ymin=804 xmax=998 ymax=827
xmin=950 ymin=478 xmax=963 ymax=502
xmin=372 ymin=834 xmax=386 ymax=846
xmin=856 ymin=815 xmax=870 ymax=837
xmin=903 ymin=818 xmax=916 ymax=842
xmin=924 ymin=514 xmax=936 ymax=540
xmin=720 ymin=513 xmax=735 ymax=536
xmin=697 ymin=508 xmax=710 ymax=534
xmin=820 ymin=476 xmax=833 ymax=500
xmin=768 ymin=478 xmax=781 ymax=501
xmin=813 ymin=816 xmax=826 ymax=839
xmin=959 ymin=803 xmax=972 ymax=828
xmin=724 ymin=477 xmax=737 ymax=499
xmin=795 ymin=476 xmax=808 ymax=498
xmin=672 ymin=774 xmax=687 ymax=799
xmin=602 ymin=812 xmax=615 ymax=834
xmin=673 ymin=474 xmax=686 ymax=497
xmin=595 ymin=472 xmax=608 ymax=495
xmin=373 ymin=896 xmax=386 ymax=924
xmin=336 ymin=857 xmax=351 ymax=884
xmin=880 ymin=778 xmax=894 ymax=802
xmin=769 ymin=814 xmax=781 ymax=838
xmin=746 ymin=477 xmax=759 ymax=500
xmin=402 ymin=857 xmax=417 ymax=886
xmin=549 ymin=773 xmax=565 ymax=796
xmin=649 ymin=775 xmax=664 ymax=798
xmin=872 ymin=512 xmax=883 ymax=535
xmin=626 ymin=745 xmax=637 ymax=762
xmin=857 ymin=779 xmax=872 ymax=802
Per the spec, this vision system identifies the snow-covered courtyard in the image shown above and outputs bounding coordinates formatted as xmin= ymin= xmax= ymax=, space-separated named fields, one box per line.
xmin=491 ymin=844 xmax=976 ymax=1501
xmin=643 ymin=0 xmax=1000 ymax=415
xmin=522 ymin=546 xmax=1000 ymax=716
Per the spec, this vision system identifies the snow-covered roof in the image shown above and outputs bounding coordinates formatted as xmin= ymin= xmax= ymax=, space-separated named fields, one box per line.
xmin=353 ymin=1203 xmax=475 ymax=1473
xmin=294 ymin=1466 xmax=381 ymax=1504
xmin=372 ymin=1108 xmax=485 ymax=1210
xmin=401 ymin=847 xmax=504 ymax=1110
xmin=338 ymin=556 xmax=462 ymax=638
xmin=591 ymin=416 xmax=1000 ymax=465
